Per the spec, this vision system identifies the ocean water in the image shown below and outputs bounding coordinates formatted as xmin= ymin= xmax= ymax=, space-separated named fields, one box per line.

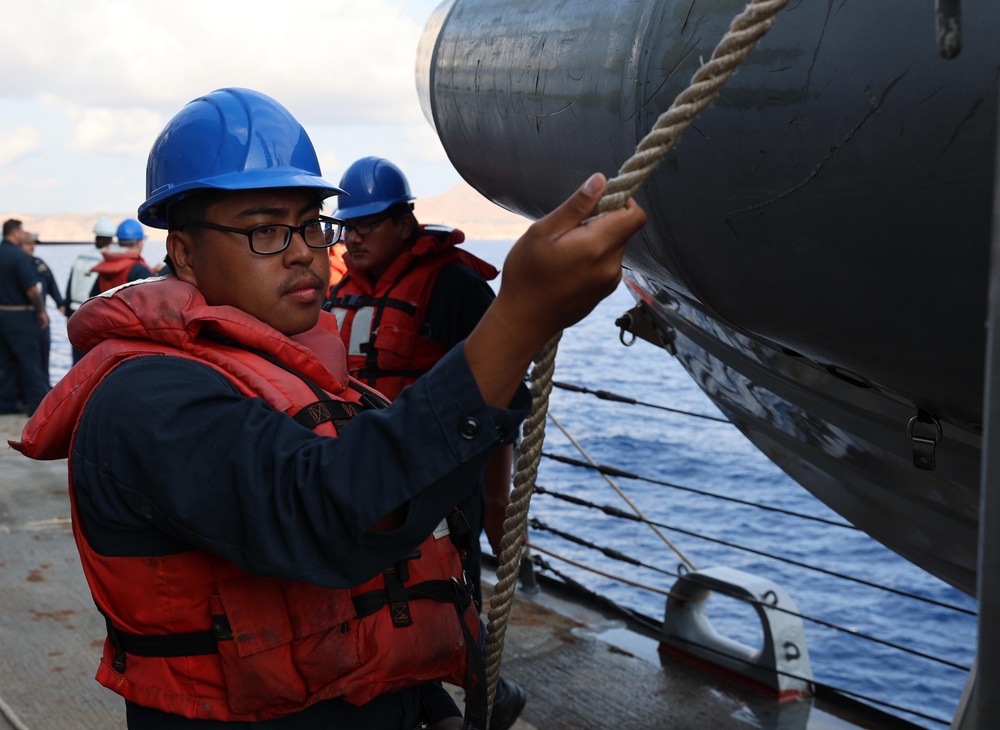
xmin=39 ymin=238 xmax=977 ymax=728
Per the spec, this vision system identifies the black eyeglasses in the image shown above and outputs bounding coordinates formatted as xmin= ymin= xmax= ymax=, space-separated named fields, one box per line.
xmin=341 ymin=213 xmax=393 ymax=239
xmin=178 ymin=216 xmax=345 ymax=255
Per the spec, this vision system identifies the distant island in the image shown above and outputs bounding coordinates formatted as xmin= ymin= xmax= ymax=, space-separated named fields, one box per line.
xmin=3 ymin=180 xmax=532 ymax=244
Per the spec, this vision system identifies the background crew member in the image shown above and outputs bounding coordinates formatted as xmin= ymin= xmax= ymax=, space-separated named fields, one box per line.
xmin=66 ymin=218 xmax=114 ymax=363
xmin=326 ymin=156 xmax=525 ymax=729
xmin=11 ymin=87 xmax=646 ymax=729
xmin=0 ymin=219 xmax=49 ymax=415
xmin=90 ymin=218 xmax=155 ymax=295
xmin=18 ymin=231 xmax=66 ymax=387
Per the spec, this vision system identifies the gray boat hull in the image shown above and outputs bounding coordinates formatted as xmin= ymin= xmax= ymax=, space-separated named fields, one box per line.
xmin=418 ymin=0 xmax=999 ymax=595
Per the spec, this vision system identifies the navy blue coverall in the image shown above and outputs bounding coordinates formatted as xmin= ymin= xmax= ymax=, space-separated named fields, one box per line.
xmin=0 ymin=239 xmax=47 ymax=414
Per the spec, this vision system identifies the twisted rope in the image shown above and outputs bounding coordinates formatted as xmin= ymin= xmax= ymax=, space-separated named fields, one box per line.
xmin=481 ymin=1 xmax=790 ymax=725
xmin=483 ymin=331 xmax=560 ymax=729
xmin=597 ymin=0 xmax=792 ymax=214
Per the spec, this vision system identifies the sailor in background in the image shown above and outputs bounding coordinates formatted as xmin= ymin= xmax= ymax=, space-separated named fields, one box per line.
xmin=66 ymin=218 xmax=114 ymax=363
xmin=90 ymin=218 xmax=155 ymax=296
xmin=325 ymin=156 xmax=527 ymax=730
xmin=18 ymin=231 xmax=66 ymax=387
xmin=0 ymin=218 xmax=48 ymax=415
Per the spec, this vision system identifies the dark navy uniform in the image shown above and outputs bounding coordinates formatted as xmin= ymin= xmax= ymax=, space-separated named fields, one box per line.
xmin=424 ymin=263 xmax=498 ymax=608
xmin=30 ymin=253 xmax=66 ymax=387
xmin=0 ymin=239 xmax=47 ymax=414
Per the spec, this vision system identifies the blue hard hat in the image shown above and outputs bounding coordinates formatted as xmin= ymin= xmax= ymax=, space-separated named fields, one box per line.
xmin=334 ymin=157 xmax=414 ymax=220
xmin=116 ymin=218 xmax=146 ymax=242
xmin=138 ymin=88 xmax=345 ymax=229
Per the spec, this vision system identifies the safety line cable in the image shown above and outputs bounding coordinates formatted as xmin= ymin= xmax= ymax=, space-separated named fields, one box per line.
xmin=542 ymin=450 xmax=859 ymax=530
xmin=528 ymin=523 xmax=972 ymax=673
xmin=531 ymin=485 xmax=976 ymax=616
xmin=551 ymin=380 xmax=730 ymax=423
xmin=484 ymin=2 xmax=792 ymax=724
xmin=547 ymin=410 xmax=698 ymax=570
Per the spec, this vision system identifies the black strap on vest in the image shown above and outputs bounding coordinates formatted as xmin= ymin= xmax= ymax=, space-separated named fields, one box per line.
xmin=350 ymin=578 xmax=471 ymax=621
xmin=103 ymin=610 xmax=233 ymax=673
xmin=349 ymin=365 xmax=430 ymax=383
xmin=325 ymin=292 xmax=417 ymax=316
xmin=291 ymin=398 xmax=365 ymax=431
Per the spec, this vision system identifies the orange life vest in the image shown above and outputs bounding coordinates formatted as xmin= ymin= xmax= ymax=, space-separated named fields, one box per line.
xmin=90 ymin=249 xmax=154 ymax=293
xmin=326 ymin=225 xmax=498 ymax=400
xmin=10 ymin=276 xmax=483 ymax=722
xmin=328 ymin=242 xmax=348 ymax=289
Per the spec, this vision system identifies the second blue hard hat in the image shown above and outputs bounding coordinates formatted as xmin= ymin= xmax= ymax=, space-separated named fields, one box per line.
xmin=334 ymin=157 xmax=414 ymax=220
xmin=138 ymin=88 xmax=344 ymax=229
xmin=116 ymin=218 xmax=146 ymax=242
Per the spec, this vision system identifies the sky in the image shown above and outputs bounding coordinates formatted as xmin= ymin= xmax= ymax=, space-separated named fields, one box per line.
xmin=0 ymin=0 xmax=462 ymax=215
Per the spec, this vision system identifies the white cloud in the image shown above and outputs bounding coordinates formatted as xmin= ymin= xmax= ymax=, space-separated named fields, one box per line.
xmin=70 ymin=106 xmax=167 ymax=155
xmin=26 ymin=177 xmax=62 ymax=192
xmin=0 ymin=0 xmax=460 ymax=213
xmin=0 ymin=127 xmax=42 ymax=165
xmin=316 ymin=149 xmax=343 ymax=187
xmin=4 ymin=0 xmax=436 ymax=122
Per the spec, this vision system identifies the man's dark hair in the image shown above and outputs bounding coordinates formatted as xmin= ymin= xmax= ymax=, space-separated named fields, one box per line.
xmin=2 ymin=219 xmax=23 ymax=238
xmin=166 ymin=191 xmax=225 ymax=232
xmin=387 ymin=203 xmax=419 ymax=245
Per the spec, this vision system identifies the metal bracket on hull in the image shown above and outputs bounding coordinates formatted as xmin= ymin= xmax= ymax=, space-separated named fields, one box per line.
xmin=659 ymin=566 xmax=813 ymax=701
xmin=616 ymin=303 xmax=676 ymax=355
xmin=908 ymin=409 xmax=943 ymax=471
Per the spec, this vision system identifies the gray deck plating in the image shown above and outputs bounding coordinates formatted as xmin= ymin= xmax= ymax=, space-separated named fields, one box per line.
xmin=0 ymin=414 xmax=122 ymax=728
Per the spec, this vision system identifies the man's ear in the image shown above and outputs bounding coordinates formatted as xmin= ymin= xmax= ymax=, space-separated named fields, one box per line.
xmin=400 ymin=212 xmax=416 ymax=241
xmin=166 ymin=230 xmax=197 ymax=285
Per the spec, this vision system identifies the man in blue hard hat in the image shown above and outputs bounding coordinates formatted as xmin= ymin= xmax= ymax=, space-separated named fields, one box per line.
xmin=326 ymin=156 xmax=525 ymax=730
xmin=89 ymin=218 xmax=156 ymax=296
xmin=11 ymin=87 xmax=646 ymax=729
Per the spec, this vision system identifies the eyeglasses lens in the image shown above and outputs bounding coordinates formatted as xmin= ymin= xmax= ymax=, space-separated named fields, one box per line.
xmin=249 ymin=220 xmax=340 ymax=254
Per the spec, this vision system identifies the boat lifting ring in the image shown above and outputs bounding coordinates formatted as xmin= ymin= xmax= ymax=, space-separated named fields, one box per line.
xmin=617 ymin=313 xmax=637 ymax=347
xmin=907 ymin=411 xmax=942 ymax=471
xmin=660 ymin=565 xmax=813 ymax=701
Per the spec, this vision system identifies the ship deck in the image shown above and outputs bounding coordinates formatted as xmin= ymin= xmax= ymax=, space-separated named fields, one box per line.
xmin=0 ymin=413 xmax=912 ymax=730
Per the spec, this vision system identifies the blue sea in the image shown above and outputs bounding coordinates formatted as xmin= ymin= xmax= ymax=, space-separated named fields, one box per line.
xmin=39 ymin=238 xmax=977 ymax=729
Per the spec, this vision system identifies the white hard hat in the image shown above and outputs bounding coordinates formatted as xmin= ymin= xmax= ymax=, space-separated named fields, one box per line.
xmin=93 ymin=218 xmax=116 ymax=237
